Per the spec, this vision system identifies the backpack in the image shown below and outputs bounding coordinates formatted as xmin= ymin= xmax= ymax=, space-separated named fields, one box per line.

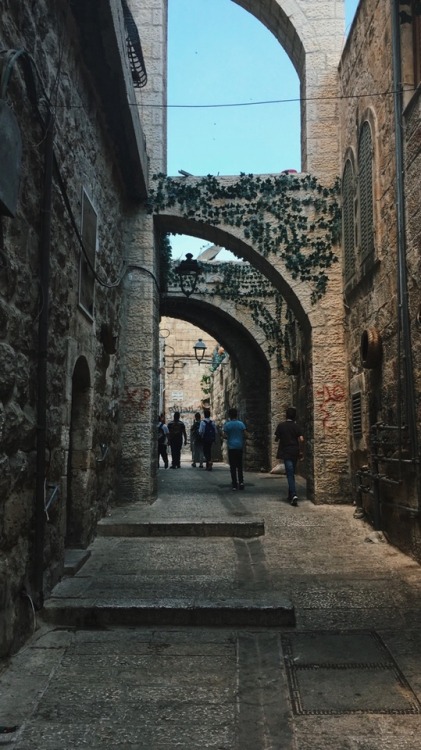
xmin=203 ymin=419 xmax=216 ymax=442
xmin=168 ymin=421 xmax=183 ymax=439
xmin=191 ymin=421 xmax=200 ymax=437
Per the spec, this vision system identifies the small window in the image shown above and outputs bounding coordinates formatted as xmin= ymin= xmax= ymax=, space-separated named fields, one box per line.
xmin=342 ymin=159 xmax=356 ymax=281
xmin=79 ymin=189 xmax=97 ymax=319
xmin=352 ymin=392 xmax=363 ymax=438
xmin=358 ymin=122 xmax=374 ymax=263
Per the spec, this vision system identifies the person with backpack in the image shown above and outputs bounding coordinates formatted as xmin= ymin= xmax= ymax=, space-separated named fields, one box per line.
xmin=198 ymin=408 xmax=216 ymax=471
xmin=157 ymin=413 xmax=169 ymax=468
xmin=190 ymin=411 xmax=204 ymax=468
xmin=167 ymin=411 xmax=187 ymax=469
xmin=223 ymin=407 xmax=247 ymax=490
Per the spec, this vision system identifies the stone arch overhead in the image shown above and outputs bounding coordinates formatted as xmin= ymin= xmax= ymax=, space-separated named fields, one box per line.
xmin=161 ymin=294 xmax=272 ymax=379
xmin=161 ymin=294 xmax=272 ymax=469
xmin=231 ymin=0 xmax=345 ymax=178
xmin=233 ymin=0 xmax=305 ymax=75
xmin=155 ymin=213 xmax=314 ymax=336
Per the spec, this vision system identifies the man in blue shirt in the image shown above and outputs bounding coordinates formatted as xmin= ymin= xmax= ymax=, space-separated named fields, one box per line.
xmin=223 ymin=408 xmax=247 ymax=490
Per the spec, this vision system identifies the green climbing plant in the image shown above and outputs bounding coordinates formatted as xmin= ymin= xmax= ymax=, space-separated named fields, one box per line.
xmin=148 ymin=171 xmax=341 ymax=302
xmin=197 ymin=261 xmax=288 ymax=369
xmin=200 ymin=371 xmax=211 ymax=396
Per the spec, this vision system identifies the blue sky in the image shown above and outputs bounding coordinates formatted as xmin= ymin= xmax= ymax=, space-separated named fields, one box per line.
xmin=166 ymin=0 xmax=359 ymax=260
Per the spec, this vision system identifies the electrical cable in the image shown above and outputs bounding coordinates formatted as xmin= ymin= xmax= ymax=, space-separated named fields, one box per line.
xmin=150 ymin=87 xmax=418 ymax=108
xmin=48 ymin=86 xmax=418 ymax=111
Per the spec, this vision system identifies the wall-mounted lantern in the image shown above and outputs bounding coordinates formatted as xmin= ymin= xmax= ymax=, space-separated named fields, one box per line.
xmin=193 ymin=338 xmax=207 ymax=364
xmin=174 ymin=253 xmax=201 ymax=298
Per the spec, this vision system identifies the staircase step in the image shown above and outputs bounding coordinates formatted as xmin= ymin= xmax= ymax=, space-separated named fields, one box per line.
xmin=96 ymin=519 xmax=264 ymax=538
xmin=63 ymin=549 xmax=91 ymax=576
xmin=42 ymin=594 xmax=295 ymax=628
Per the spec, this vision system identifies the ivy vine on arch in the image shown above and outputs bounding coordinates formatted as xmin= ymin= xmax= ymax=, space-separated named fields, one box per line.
xmin=148 ymin=171 xmax=341 ymax=302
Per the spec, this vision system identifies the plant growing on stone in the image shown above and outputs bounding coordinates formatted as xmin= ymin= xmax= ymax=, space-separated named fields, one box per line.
xmin=149 ymin=172 xmax=341 ymax=302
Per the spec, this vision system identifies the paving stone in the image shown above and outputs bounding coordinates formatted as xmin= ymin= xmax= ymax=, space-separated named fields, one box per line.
xmin=2 ymin=463 xmax=421 ymax=748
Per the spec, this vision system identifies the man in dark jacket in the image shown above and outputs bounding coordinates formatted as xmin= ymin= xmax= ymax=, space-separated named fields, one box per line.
xmin=275 ymin=406 xmax=304 ymax=506
xmin=167 ymin=411 xmax=187 ymax=468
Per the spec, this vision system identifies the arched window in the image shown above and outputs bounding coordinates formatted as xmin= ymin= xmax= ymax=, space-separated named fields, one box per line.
xmin=358 ymin=122 xmax=374 ymax=263
xmin=342 ymin=159 xmax=356 ymax=281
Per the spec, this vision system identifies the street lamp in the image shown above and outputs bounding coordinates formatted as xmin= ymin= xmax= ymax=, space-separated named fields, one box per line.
xmin=174 ymin=253 xmax=201 ymax=298
xmin=193 ymin=338 xmax=207 ymax=364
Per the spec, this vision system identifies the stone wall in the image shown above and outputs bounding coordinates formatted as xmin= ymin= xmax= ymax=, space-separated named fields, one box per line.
xmin=0 ymin=0 xmax=150 ymax=656
xmin=117 ymin=0 xmax=166 ymax=504
xmin=159 ymin=317 xmax=218 ymax=423
xmin=339 ymin=0 xmax=421 ymax=558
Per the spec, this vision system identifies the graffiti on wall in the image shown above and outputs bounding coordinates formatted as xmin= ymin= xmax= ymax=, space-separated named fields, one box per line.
xmin=316 ymin=381 xmax=345 ymax=435
xmin=122 ymin=387 xmax=151 ymax=413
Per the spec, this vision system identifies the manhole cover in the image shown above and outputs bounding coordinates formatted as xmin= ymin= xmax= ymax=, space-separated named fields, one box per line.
xmin=281 ymin=630 xmax=421 ymax=715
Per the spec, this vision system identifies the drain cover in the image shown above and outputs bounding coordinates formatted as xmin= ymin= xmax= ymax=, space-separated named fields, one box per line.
xmin=281 ymin=630 xmax=421 ymax=715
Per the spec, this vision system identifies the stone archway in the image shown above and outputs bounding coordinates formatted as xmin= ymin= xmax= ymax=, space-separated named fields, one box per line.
xmin=153 ymin=172 xmax=350 ymax=503
xmin=232 ymin=0 xmax=344 ymax=179
xmin=161 ymin=296 xmax=272 ymax=471
xmin=66 ymin=356 xmax=94 ymax=548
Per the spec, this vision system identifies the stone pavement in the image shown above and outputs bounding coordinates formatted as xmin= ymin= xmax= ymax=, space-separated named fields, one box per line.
xmin=1 ymin=457 xmax=421 ymax=749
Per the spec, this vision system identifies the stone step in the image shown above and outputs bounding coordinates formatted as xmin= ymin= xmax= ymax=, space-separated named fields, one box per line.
xmin=42 ymin=594 xmax=295 ymax=628
xmin=96 ymin=518 xmax=265 ymax=538
xmin=63 ymin=548 xmax=91 ymax=576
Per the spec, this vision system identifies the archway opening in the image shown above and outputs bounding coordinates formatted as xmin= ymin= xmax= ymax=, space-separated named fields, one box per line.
xmin=66 ymin=357 xmax=92 ymax=548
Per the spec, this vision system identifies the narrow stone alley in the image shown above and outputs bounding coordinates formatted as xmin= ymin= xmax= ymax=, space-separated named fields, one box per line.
xmin=1 ymin=457 xmax=421 ymax=749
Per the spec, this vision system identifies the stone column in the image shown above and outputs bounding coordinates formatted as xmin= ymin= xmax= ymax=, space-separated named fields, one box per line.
xmin=118 ymin=0 xmax=167 ymax=502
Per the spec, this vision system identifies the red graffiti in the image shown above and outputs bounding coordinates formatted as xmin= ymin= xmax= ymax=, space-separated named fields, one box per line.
xmin=122 ymin=387 xmax=151 ymax=412
xmin=316 ymin=382 xmax=345 ymax=433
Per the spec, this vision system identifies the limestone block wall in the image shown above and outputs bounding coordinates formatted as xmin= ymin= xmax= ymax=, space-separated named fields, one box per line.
xmin=117 ymin=0 xmax=167 ymax=504
xmin=0 ymin=0 xmax=149 ymax=656
xmin=339 ymin=0 xmax=421 ymax=557
xmin=159 ymin=317 xmax=218 ymax=424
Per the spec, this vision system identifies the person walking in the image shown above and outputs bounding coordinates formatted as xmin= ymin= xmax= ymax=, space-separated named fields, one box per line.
xmin=190 ymin=411 xmax=204 ymax=468
xmin=223 ymin=407 xmax=247 ymax=490
xmin=199 ymin=408 xmax=216 ymax=471
xmin=167 ymin=411 xmax=187 ymax=469
xmin=274 ymin=406 xmax=304 ymax=506
xmin=157 ymin=413 xmax=169 ymax=468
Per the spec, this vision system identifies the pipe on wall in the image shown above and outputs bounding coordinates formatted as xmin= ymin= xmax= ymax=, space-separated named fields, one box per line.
xmin=33 ymin=111 xmax=54 ymax=609
xmin=390 ymin=0 xmax=419 ymax=469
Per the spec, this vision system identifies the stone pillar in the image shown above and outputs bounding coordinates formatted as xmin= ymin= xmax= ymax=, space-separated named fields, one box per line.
xmin=308 ymin=265 xmax=350 ymax=503
xmin=118 ymin=0 xmax=167 ymax=502
xmin=119 ymin=212 xmax=160 ymax=502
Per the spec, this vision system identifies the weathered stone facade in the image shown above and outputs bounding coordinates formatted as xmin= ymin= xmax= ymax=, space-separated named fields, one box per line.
xmin=338 ymin=0 xmax=421 ymax=558
xmin=0 ymin=0 xmax=158 ymax=656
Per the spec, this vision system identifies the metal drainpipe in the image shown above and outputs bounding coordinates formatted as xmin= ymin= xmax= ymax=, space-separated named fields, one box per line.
xmin=390 ymin=0 xmax=419 ymax=469
xmin=33 ymin=111 xmax=54 ymax=609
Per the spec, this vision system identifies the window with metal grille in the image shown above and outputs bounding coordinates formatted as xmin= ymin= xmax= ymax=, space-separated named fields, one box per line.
xmin=358 ymin=122 xmax=374 ymax=262
xmin=122 ymin=0 xmax=147 ymax=89
xmin=342 ymin=159 xmax=356 ymax=281
xmin=352 ymin=392 xmax=363 ymax=438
